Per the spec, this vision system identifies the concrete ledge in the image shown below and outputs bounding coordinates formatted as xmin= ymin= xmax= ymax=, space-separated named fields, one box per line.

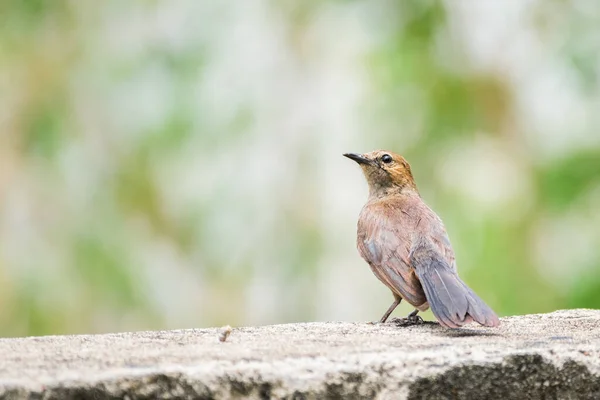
xmin=0 ymin=309 xmax=599 ymax=399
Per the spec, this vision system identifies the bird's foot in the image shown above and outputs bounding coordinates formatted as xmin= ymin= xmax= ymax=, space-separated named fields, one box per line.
xmin=408 ymin=314 xmax=424 ymax=324
xmin=391 ymin=315 xmax=424 ymax=327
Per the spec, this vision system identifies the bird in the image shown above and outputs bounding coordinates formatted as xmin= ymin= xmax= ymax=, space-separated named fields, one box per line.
xmin=344 ymin=150 xmax=499 ymax=328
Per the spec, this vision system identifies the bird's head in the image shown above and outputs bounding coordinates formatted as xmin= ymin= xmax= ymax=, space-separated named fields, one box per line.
xmin=344 ymin=150 xmax=418 ymax=198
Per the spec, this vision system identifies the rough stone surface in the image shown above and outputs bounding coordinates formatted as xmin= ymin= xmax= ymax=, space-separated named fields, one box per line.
xmin=0 ymin=309 xmax=599 ymax=399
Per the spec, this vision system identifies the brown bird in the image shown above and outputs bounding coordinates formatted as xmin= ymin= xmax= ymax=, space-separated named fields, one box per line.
xmin=344 ymin=150 xmax=499 ymax=328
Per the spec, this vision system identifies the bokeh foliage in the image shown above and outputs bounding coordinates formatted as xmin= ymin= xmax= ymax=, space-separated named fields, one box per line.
xmin=0 ymin=0 xmax=599 ymax=336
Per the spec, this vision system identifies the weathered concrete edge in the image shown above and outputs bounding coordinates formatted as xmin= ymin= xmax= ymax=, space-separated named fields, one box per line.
xmin=1 ymin=349 xmax=599 ymax=399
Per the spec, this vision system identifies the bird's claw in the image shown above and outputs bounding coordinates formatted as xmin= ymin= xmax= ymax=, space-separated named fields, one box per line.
xmin=408 ymin=314 xmax=424 ymax=324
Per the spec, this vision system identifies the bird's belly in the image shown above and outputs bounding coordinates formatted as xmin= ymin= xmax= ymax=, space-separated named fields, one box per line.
xmin=368 ymin=262 xmax=428 ymax=308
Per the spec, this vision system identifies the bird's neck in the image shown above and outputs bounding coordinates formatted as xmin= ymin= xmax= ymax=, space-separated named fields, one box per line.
xmin=368 ymin=184 xmax=419 ymax=200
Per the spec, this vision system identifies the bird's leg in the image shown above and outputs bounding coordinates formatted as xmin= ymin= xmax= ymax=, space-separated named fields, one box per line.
xmin=378 ymin=296 xmax=402 ymax=323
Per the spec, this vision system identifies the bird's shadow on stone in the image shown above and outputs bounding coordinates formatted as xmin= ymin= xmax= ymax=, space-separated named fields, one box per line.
xmin=388 ymin=318 xmax=501 ymax=337
xmin=440 ymin=329 xmax=500 ymax=338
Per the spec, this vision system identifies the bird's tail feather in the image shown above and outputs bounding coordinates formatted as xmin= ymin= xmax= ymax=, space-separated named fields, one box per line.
xmin=416 ymin=265 xmax=499 ymax=328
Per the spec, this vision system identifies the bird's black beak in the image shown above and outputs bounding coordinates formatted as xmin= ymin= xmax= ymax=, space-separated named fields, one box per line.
xmin=343 ymin=153 xmax=373 ymax=165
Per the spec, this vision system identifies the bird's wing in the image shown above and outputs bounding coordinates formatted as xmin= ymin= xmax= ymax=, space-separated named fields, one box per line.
xmin=421 ymin=207 xmax=457 ymax=272
xmin=410 ymin=237 xmax=499 ymax=328
xmin=357 ymin=203 xmax=428 ymax=307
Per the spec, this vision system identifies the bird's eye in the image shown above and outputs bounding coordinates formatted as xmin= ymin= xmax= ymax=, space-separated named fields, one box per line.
xmin=381 ymin=154 xmax=393 ymax=164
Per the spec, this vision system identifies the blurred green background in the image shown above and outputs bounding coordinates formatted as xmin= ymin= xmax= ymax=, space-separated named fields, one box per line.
xmin=1 ymin=0 xmax=599 ymax=337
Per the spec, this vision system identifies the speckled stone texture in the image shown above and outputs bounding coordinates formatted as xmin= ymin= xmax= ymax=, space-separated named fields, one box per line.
xmin=0 ymin=309 xmax=599 ymax=399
